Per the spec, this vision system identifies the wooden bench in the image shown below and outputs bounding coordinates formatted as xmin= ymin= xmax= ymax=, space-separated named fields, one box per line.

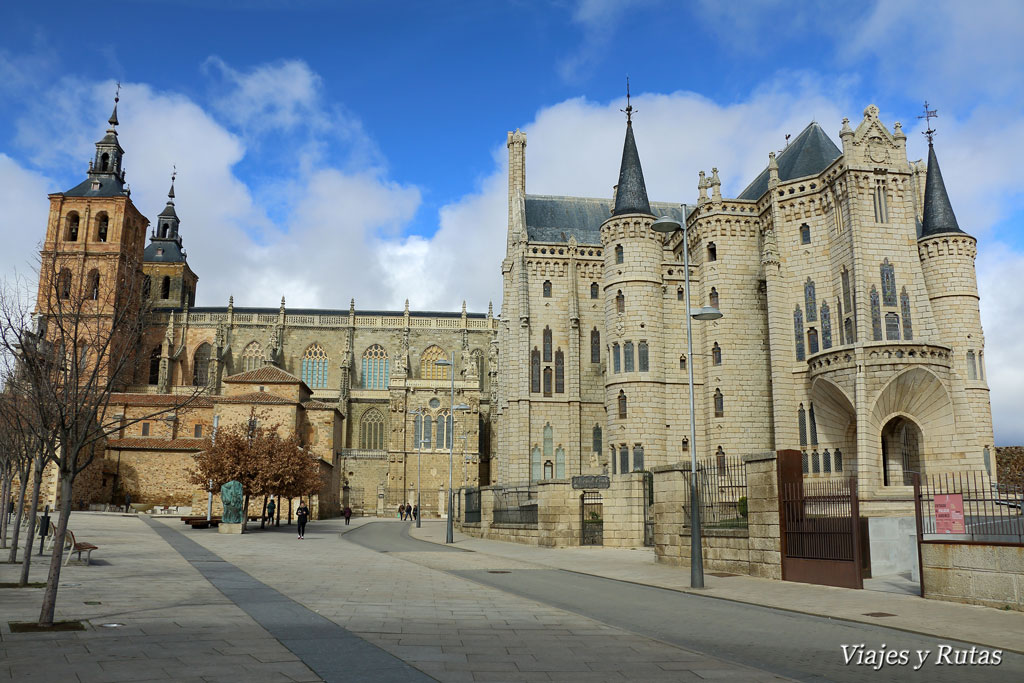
xmin=188 ymin=519 xmax=220 ymax=529
xmin=63 ymin=530 xmax=99 ymax=566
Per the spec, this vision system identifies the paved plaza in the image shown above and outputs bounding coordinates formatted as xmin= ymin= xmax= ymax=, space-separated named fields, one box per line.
xmin=1 ymin=512 xmax=1023 ymax=682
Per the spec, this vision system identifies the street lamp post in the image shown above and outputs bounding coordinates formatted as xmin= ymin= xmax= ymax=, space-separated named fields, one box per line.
xmin=408 ymin=409 xmax=426 ymax=528
xmin=435 ymin=354 xmax=469 ymax=544
xmin=652 ymin=211 xmax=723 ymax=589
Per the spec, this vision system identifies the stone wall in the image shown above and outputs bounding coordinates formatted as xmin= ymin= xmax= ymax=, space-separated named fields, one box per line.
xmin=921 ymin=542 xmax=1024 ymax=611
xmin=651 ymin=451 xmax=781 ymax=579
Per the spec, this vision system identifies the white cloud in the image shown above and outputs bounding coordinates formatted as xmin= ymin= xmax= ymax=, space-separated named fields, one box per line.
xmin=558 ymin=0 xmax=651 ymax=82
xmin=0 ymin=154 xmax=53 ymax=277
xmin=977 ymin=245 xmax=1024 ymax=445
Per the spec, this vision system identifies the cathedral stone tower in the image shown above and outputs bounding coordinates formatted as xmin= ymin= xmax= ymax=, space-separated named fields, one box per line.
xmin=600 ymin=108 xmax=663 ymax=473
xmin=143 ymin=173 xmax=198 ymax=308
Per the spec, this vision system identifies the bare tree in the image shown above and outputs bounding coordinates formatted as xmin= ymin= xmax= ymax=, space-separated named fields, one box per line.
xmin=0 ymin=252 xmax=202 ymax=625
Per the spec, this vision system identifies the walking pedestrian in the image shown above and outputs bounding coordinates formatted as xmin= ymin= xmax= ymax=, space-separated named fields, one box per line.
xmin=412 ymin=504 xmax=418 ymax=521
xmin=125 ymin=492 xmax=132 ymax=513
xmin=343 ymin=505 xmax=352 ymax=525
xmin=296 ymin=500 xmax=309 ymax=539
xmin=266 ymin=498 xmax=276 ymax=525
xmin=398 ymin=503 xmax=405 ymax=520
xmin=8 ymin=500 xmax=15 ymax=523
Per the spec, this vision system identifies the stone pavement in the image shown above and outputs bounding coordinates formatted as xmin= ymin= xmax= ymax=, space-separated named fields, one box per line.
xmin=1 ymin=512 xmax=788 ymax=682
xmin=410 ymin=521 xmax=1024 ymax=654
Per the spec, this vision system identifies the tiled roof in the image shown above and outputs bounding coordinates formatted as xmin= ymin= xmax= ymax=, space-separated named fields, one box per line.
xmin=224 ymin=365 xmax=302 ymax=385
xmin=524 ymin=196 xmax=689 ymax=245
xmin=108 ymin=393 xmax=213 ymax=408
xmin=302 ymin=400 xmax=339 ymax=410
xmin=107 ymin=438 xmax=206 ymax=451
xmin=738 ymin=123 xmax=842 ymax=201
xmin=215 ymin=391 xmax=296 ymax=405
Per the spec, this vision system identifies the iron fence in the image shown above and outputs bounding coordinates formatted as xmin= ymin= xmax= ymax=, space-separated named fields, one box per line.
xmin=781 ymin=476 xmax=858 ymax=561
xmin=915 ymin=470 xmax=1023 ymax=544
xmin=680 ymin=456 xmax=749 ymax=529
xmin=492 ymin=485 xmax=538 ymax=526
xmin=464 ymin=488 xmax=481 ymax=524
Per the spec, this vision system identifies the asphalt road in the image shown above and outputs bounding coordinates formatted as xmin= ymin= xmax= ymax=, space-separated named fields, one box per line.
xmin=347 ymin=521 xmax=1024 ymax=682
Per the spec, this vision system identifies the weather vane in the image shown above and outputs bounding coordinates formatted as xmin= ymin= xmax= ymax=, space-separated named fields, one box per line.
xmin=115 ymin=80 xmax=121 ymax=104
xmin=621 ymin=77 xmax=635 ymax=123
xmin=171 ymin=164 xmax=176 ymax=183
xmin=918 ymin=101 xmax=938 ymax=144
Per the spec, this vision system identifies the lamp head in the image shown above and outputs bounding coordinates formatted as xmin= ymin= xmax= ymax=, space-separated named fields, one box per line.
xmin=434 ymin=359 xmax=453 ymax=367
xmin=651 ymin=215 xmax=681 ymax=233
xmin=691 ymin=306 xmax=723 ymax=321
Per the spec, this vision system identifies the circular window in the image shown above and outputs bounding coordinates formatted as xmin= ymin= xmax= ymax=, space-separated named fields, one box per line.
xmin=429 ymin=398 xmax=440 ymax=409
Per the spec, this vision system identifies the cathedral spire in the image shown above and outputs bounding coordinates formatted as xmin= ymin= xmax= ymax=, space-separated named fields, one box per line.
xmin=612 ymin=81 xmax=652 ymax=217
xmin=919 ymin=141 xmax=965 ymax=239
xmin=108 ymin=82 xmax=120 ymax=127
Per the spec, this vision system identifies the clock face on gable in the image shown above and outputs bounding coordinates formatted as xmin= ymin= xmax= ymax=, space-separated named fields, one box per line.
xmin=867 ymin=135 xmax=889 ymax=164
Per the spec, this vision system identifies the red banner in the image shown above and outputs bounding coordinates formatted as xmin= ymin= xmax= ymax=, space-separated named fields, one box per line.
xmin=935 ymin=493 xmax=966 ymax=534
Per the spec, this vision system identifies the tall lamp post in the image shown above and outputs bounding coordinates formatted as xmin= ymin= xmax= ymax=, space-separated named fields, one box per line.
xmin=651 ymin=211 xmax=723 ymax=589
xmin=435 ymin=354 xmax=469 ymax=544
xmin=408 ymin=409 xmax=426 ymax=528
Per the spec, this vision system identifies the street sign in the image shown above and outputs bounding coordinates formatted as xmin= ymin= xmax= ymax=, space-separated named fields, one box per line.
xmin=572 ymin=475 xmax=610 ymax=490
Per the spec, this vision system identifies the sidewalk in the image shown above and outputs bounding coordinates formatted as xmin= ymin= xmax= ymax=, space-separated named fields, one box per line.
xmin=409 ymin=521 xmax=1024 ymax=654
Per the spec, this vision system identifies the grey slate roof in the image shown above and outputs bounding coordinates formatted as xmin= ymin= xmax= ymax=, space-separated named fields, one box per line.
xmin=525 ymin=196 xmax=689 ymax=245
xmin=158 ymin=202 xmax=178 ymax=219
xmin=144 ymin=239 xmax=186 ymax=263
xmin=63 ymin=175 xmax=127 ymax=198
xmin=738 ymin=123 xmax=842 ymax=201
xmin=920 ymin=143 xmax=967 ymax=239
xmin=612 ymin=121 xmax=652 ymax=216
xmin=186 ymin=306 xmax=488 ymax=319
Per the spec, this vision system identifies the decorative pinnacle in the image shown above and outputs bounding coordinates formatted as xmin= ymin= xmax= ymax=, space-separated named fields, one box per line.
xmin=109 ymin=81 xmax=121 ymax=127
xmin=168 ymin=165 xmax=176 ymax=200
xmin=918 ymin=101 xmax=938 ymax=144
xmin=620 ymin=77 xmax=635 ymax=123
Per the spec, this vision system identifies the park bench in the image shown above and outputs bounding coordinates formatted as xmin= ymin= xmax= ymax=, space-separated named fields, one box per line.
xmin=62 ymin=530 xmax=98 ymax=566
xmin=188 ymin=518 xmax=220 ymax=529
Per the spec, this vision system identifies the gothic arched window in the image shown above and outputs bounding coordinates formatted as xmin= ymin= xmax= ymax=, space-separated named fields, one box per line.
xmin=794 ymin=306 xmax=805 ymax=361
xmin=632 ymin=444 xmax=644 ymax=471
xmin=436 ymin=410 xmax=452 ymax=450
xmin=712 ymin=342 xmax=721 ymax=366
xmin=615 ymin=244 xmax=624 ymax=264
xmin=543 ymin=326 xmax=552 ymax=362
xmin=160 ymin=276 xmax=171 ymax=300
xmin=543 ymin=280 xmax=552 ymax=298
xmin=638 ymin=341 xmax=649 ymax=371
xmin=823 ymin=449 xmax=832 ymax=473
xmin=423 ymin=414 xmax=433 ymax=449
xmin=303 ymin=343 xmax=330 ymax=389
xmin=555 ymin=349 xmax=564 ymax=393
xmin=241 ymin=341 xmax=264 ymax=372
xmin=805 ymin=279 xmax=817 ymax=321
xmin=821 ymin=302 xmax=832 ymax=349
xmin=618 ymin=390 xmax=627 ymax=418
xmin=361 ymin=344 xmax=388 ymax=389
xmin=881 ymin=259 xmax=897 ymax=306
xmin=714 ymin=388 xmax=724 ymax=417
xmin=592 ymin=424 xmax=602 ymax=454
xmin=149 ymin=346 xmax=161 ymax=385
xmin=809 ymin=403 xmax=817 ymax=445
xmin=87 ymin=269 xmax=100 ymax=300
xmin=57 ymin=268 xmax=72 ymax=299
xmin=812 ymin=450 xmax=820 ymax=474
xmin=834 ymin=449 xmax=843 ymax=471
xmin=870 ymin=286 xmax=882 ymax=340
xmin=612 ymin=343 xmax=621 ymax=373
xmin=359 ymin=409 xmax=386 ymax=450
xmin=900 ymin=288 xmax=913 ymax=340
xmin=590 ymin=328 xmax=600 ymax=363
xmin=543 ymin=366 xmax=552 ymax=396
xmin=798 ymin=404 xmax=807 ymax=448
xmin=679 ymin=354 xmax=686 ymax=370
xmin=885 ymin=312 xmax=900 ymax=340
xmin=800 ymin=223 xmax=811 ymax=244
xmin=65 ymin=212 xmax=79 ymax=242
xmin=709 ymin=287 xmax=719 ymax=309
xmin=193 ymin=343 xmax=212 ymax=387
xmin=677 ymin=287 xmax=684 ymax=301
xmin=95 ymin=213 xmax=109 ymax=242
xmin=420 ymin=345 xmax=448 ymax=380
xmin=623 ymin=341 xmax=634 ymax=372
xmin=531 ymin=447 xmax=541 ymax=481
xmin=808 ymin=328 xmax=819 ymax=355
xmin=99 ymin=152 xmax=110 ymax=172
xmin=616 ymin=290 xmax=625 ymax=313
xmin=707 ymin=242 xmax=717 ymax=261
xmin=590 ymin=282 xmax=599 ymax=299
xmin=531 ymin=348 xmax=540 ymax=392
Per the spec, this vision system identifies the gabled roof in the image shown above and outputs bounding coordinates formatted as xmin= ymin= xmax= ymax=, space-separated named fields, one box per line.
xmin=107 ymin=438 xmax=206 ymax=451
xmin=224 ymin=365 xmax=302 ymax=385
xmin=612 ymin=121 xmax=652 ymax=216
xmin=920 ymin=143 xmax=967 ymax=239
xmin=302 ymin=400 xmax=341 ymax=412
xmin=144 ymin=239 xmax=186 ymax=263
xmin=524 ymin=196 xmax=689 ymax=245
xmin=62 ymin=175 xmax=128 ymax=198
xmin=108 ymin=393 xmax=213 ymax=408
xmin=215 ymin=391 xmax=297 ymax=405
xmin=738 ymin=123 xmax=842 ymax=201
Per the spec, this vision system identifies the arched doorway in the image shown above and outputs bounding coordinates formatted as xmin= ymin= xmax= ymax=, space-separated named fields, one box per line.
xmin=880 ymin=416 xmax=922 ymax=486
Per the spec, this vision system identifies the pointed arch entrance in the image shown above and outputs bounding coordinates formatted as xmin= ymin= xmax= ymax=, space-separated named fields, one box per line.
xmin=880 ymin=416 xmax=922 ymax=486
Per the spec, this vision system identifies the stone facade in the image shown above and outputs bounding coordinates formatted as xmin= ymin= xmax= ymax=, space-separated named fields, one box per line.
xmin=494 ymin=105 xmax=994 ymax=520
xmin=921 ymin=542 xmax=1024 ymax=611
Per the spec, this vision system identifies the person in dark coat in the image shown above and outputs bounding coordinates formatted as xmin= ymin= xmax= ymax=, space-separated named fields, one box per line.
xmin=296 ymin=500 xmax=310 ymax=539
xmin=412 ymin=504 xmax=419 ymax=521
xmin=398 ymin=503 xmax=406 ymax=520
xmin=343 ymin=505 xmax=352 ymax=524
xmin=266 ymin=498 xmax=276 ymax=524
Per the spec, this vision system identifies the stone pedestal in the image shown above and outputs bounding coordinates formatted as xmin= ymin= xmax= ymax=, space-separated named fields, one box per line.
xmin=218 ymin=523 xmax=243 ymax=534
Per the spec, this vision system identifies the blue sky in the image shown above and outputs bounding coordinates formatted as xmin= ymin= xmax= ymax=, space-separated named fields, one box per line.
xmin=1 ymin=0 xmax=1023 ymax=442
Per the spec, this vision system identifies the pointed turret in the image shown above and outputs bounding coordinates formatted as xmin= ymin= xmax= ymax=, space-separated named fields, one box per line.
xmin=145 ymin=170 xmax=188 ymax=263
xmin=612 ymin=117 xmax=652 ymax=216
xmin=63 ymin=88 xmax=128 ymax=197
xmin=920 ymin=142 xmax=967 ymax=239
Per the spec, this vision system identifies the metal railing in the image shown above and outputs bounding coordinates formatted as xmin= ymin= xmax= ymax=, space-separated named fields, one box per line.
xmin=339 ymin=449 xmax=388 ymax=460
xmin=681 ymin=456 xmax=749 ymax=529
xmin=916 ymin=471 xmax=1023 ymax=544
xmin=492 ymin=485 xmax=538 ymax=526
xmin=464 ymin=488 xmax=481 ymax=523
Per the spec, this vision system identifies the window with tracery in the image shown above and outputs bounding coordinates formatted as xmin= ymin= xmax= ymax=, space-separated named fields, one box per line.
xmin=805 ymin=279 xmax=817 ymax=321
xmin=555 ymin=350 xmax=564 ymax=393
xmin=303 ymin=343 xmax=330 ymax=389
xmin=531 ymin=348 xmax=540 ymax=392
xmin=543 ymin=366 xmax=552 ymax=396
xmin=359 ymin=409 xmax=386 ymax=450
xmin=870 ymin=287 xmax=882 ymax=341
xmin=193 ymin=343 xmax=212 ymax=386
xmin=885 ymin=312 xmax=900 ymax=341
xmin=436 ymin=410 xmax=452 ymax=450
xmin=808 ymin=328 xmax=819 ymax=355
xmin=900 ymin=288 xmax=913 ymax=340
xmin=638 ymin=341 xmax=649 ymax=371
xmin=881 ymin=259 xmax=897 ymax=306
xmin=242 ymin=341 xmax=264 ymax=372
xmin=624 ymin=341 xmax=634 ymax=372
xmin=543 ymin=326 xmax=552 ymax=362
xmin=590 ymin=328 xmax=600 ymax=363
xmin=794 ymin=306 xmax=805 ymax=361
xmin=362 ymin=344 xmax=388 ymax=389
xmin=420 ymin=345 xmax=449 ymax=380
xmin=821 ymin=302 xmax=832 ymax=349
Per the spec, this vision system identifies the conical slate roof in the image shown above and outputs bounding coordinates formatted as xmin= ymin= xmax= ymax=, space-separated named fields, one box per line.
xmin=920 ymin=143 xmax=966 ymax=239
xmin=612 ymin=121 xmax=652 ymax=216
xmin=738 ymin=123 xmax=841 ymax=201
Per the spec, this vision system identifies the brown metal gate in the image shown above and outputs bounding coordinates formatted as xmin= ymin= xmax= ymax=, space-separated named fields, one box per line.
xmin=777 ymin=450 xmax=863 ymax=589
xmin=581 ymin=492 xmax=603 ymax=546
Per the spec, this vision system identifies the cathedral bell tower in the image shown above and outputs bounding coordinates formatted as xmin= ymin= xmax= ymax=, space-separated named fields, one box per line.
xmin=143 ymin=171 xmax=199 ymax=308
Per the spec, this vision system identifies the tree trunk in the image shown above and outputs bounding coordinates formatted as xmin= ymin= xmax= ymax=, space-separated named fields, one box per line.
xmin=288 ymin=497 xmax=293 ymax=525
xmin=19 ymin=460 xmax=44 ymax=586
xmin=38 ymin=473 xmax=73 ymax=627
xmin=0 ymin=473 xmax=11 ymax=549
xmin=275 ymin=495 xmax=281 ymax=527
xmin=7 ymin=460 xmax=31 ymax=563
xmin=260 ymin=495 xmax=267 ymax=529
xmin=242 ymin=493 xmax=249 ymax=531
